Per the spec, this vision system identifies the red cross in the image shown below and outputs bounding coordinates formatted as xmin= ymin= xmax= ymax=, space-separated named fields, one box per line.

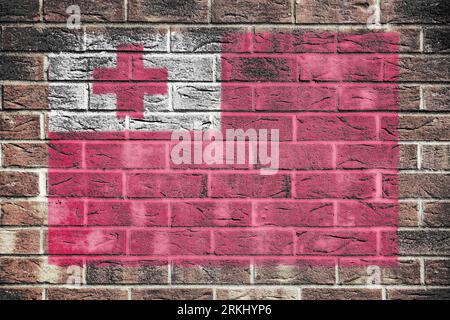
xmin=92 ymin=44 xmax=168 ymax=119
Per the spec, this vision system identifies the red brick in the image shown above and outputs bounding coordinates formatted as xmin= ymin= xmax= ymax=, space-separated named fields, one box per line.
xmin=48 ymin=229 xmax=126 ymax=255
xmin=296 ymin=115 xmax=377 ymax=141
xmin=214 ymin=230 xmax=293 ymax=255
xmin=210 ymin=173 xmax=290 ymax=198
xmin=336 ymin=143 xmax=399 ymax=169
xmin=337 ymin=28 xmax=420 ymax=53
xmin=275 ymin=143 xmax=333 ymax=170
xmin=221 ymin=114 xmax=293 ymax=141
xmin=254 ymin=201 xmax=334 ymax=227
xmin=339 ymin=85 xmax=420 ymax=111
xmin=295 ymin=172 xmax=376 ymax=199
xmin=48 ymin=199 xmax=84 ymax=226
xmin=87 ymin=200 xmax=168 ymax=227
xmin=85 ymin=142 xmax=166 ymax=169
xmin=337 ymin=201 xmax=399 ymax=227
xmin=297 ymin=230 xmax=378 ymax=256
xmin=299 ymin=54 xmax=383 ymax=81
xmin=255 ymin=85 xmax=337 ymax=111
xmin=48 ymin=172 xmax=122 ymax=198
xmin=171 ymin=201 xmax=251 ymax=227
xmin=253 ymin=28 xmax=337 ymax=53
xmin=130 ymin=229 xmax=211 ymax=255
xmin=48 ymin=142 xmax=83 ymax=168
xmin=126 ymin=173 xmax=206 ymax=198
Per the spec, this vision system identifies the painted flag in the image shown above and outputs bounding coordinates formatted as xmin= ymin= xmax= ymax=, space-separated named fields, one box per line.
xmin=46 ymin=29 xmax=400 ymax=275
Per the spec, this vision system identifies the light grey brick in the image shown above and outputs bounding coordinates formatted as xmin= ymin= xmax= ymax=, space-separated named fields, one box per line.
xmin=143 ymin=55 xmax=215 ymax=81
xmin=49 ymin=84 xmax=88 ymax=110
xmin=129 ymin=113 xmax=220 ymax=132
xmin=173 ymin=84 xmax=221 ymax=110
xmin=48 ymin=54 xmax=117 ymax=80
xmin=49 ymin=112 xmax=125 ymax=132
xmin=85 ymin=27 xmax=168 ymax=51
xmin=171 ymin=27 xmax=251 ymax=52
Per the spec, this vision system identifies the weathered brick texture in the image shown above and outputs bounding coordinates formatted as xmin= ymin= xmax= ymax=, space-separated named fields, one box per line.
xmin=0 ymin=0 xmax=449 ymax=301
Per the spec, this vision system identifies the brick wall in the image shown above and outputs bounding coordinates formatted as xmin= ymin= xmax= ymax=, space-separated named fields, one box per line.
xmin=0 ymin=0 xmax=449 ymax=300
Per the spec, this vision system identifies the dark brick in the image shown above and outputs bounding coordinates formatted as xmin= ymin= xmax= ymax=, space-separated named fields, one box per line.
xmin=212 ymin=0 xmax=293 ymax=23
xmin=423 ymin=86 xmax=450 ymax=111
xmin=44 ymin=0 xmax=125 ymax=22
xmin=422 ymin=145 xmax=450 ymax=170
xmin=132 ymin=288 xmax=213 ymax=300
xmin=2 ymin=85 xmax=49 ymax=110
xmin=172 ymin=260 xmax=251 ymax=284
xmin=386 ymin=56 xmax=450 ymax=82
xmin=399 ymin=173 xmax=450 ymax=199
xmin=388 ymin=288 xmax=450 ymax=300
xmin=399 ymin=230 xmax=450 ymax=255
xmin=0 ymin=201 xmax=46 ymax=226
xmin=339 ymin=259 xmax=421 ymax=285
xmin=2 ymin=27 xmax=84 ymax=52
xmin=0 ymin=288 xmax=41 ymax=300
xmin=171 ymin=27 xmax=251 ymax=52
xmin=297 ymin=0 xmax=376 ymax=24
xmin=216 ymin=288 xmax=298 ymax=300
xmin=46 ymin=288 xmax=128 ymax=300
xmin=425 ymin=260 xmax=450 ymax=285
xmin=424 ymin=28 xmax=450 ymax=52
xmin=0 ymin=113 xmax=40 ymax=140
xmin=0 ymin=172 xmax=40 ymax=197
xmin=2 ymin=143 xmax=48 ymax=168
xmin=382 ymin=0 xmax=450 ymax=24
xmin=400 ymin=202 xmax=419 ymax=227
xmin=0 ymin=0 xmax=40 ymax=22
xmin=254 ymin=260 xmax=335 ymax=285
xmin=86 ymin=260 xmax=168 ymax=284
xmin=400 ymin=144 xmax=418 ymax=169
xmin=302 ymin=288 xmax=382 ymax=300
xmin=424 ymin=202 xmax=450 ymax=227
xmin=337 ymin=27 xmax=421 ymax=53
xmin=128 ymin=0 xmax=208 ymax=23
xmin=0 ymin=55 xmax=45 ymax=80
xmin=399 ymin=116 xmax=450 ymax=141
